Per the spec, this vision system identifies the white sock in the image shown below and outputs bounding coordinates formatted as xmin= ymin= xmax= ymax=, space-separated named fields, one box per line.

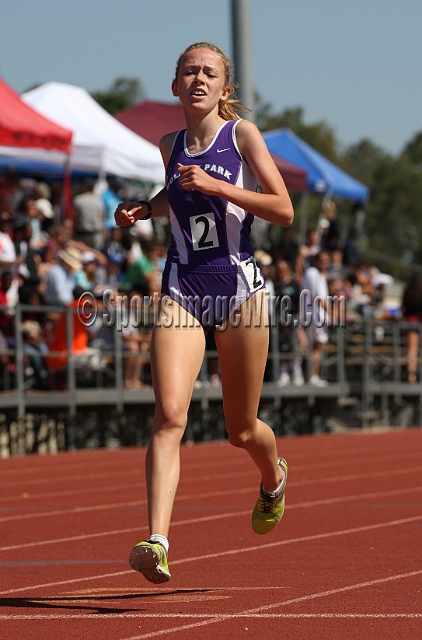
xmin=149 ymin=534 xmax=169 ymax=553
xmin=262 ymin=471 xmax=285 ymax=497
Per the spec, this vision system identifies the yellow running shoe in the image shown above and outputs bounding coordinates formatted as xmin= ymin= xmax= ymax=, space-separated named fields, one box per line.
xmin=129 ymin=539 xmax=171 ymax=584
xmin=252 ymin=458 xmax=288 ymax=535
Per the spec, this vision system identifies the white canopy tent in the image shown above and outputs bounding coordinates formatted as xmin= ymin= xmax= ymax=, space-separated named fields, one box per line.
xmin=21 ymin=82 xmax=164 ymax=183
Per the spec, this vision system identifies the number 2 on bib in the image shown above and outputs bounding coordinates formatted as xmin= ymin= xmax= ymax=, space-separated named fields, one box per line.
xmin=190 ymin=212 xmax=219 ymax=251
xmin=245 ymin=256 xmax=263 ymax=291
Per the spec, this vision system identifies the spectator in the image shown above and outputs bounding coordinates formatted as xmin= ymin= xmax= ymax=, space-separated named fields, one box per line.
xmin=44 ymin=286 xmax=90 ymax=378
xmin=44 ymin=247 xmax=82 ymax=306
xmin=124 ymin=241 xmax=162 ymax=296
xmin=319 ymin=200 xmax=341 ymax=252
xmin=276 ymin=227 xmax=298 ymax=268
xmin=102 ymin=179 xmax=123 ymax=232
xmin=34 ymin=197 xmax=55 ymax=234
xmin=97 ymin=252 xmax=125 ymax=292
xmin=302 ymin=251 xmax=331 ymax=387
xmin=73 ymin=179 xmax=104 ymax=250
xmin=254 ymin=250 xmax=275 ymax=296
xmin=44 ymin=225 xmax=71 ymax=264
xmin=328 ymin=248 xmax=349 ymax=281
xmin=343 ymin=228 xmax=359 ymax=269
xmin=402 ymin=272 xmax=422 ymax=383
xmin=0 ymin=211 xmax=22 ymax=306
xmin=74 ymin=250 xmax=102 ymax=293
xmin=13 ymin=221 xmax=41 ymax=300
xmin=102 ymin=225 xmax=126 ymax=262
xmin=273 ymin=260 xmax=304 ymax=387
xmin=0 ymin=271 xmax=15 ymax=344
xmin=121 ymin=289 xmax=151 ymax=389
xmin=295 ymin=228 xmax=320 ymax=284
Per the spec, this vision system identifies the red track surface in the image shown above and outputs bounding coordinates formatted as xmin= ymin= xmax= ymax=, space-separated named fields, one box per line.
xmin=1 ymin=429 xmax=422 ymax=639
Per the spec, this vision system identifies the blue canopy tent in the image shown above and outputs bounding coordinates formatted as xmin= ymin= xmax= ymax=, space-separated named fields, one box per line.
xmin=262 ymin=128 xmax=369 ymax=202
xmin=263 ymin=128 xmax=369 ymax=244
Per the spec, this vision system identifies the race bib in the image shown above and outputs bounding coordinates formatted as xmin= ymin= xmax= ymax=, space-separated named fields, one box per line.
xmin=190 ymin=212 xmax=219 ymax=251
xmin=240 ymin=256 xmax=264 ymax=292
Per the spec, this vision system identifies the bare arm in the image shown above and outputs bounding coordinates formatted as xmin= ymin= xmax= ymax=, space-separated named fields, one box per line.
xmin=114 ymin=132 xmax=177 ymax=227
xmin=177 ymin=120 xmax=294 ymax=227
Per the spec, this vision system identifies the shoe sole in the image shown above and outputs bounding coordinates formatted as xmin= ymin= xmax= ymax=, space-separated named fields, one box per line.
xmin=129 ymin=545 xmax=171 ymax=584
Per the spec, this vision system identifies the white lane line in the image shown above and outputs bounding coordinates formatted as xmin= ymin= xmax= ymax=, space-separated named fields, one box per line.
xmin=119 ymin=569 xmax=422 ymax=639
xmin=0 ymin=613 xmax=421 ymax=621
xmin=2 ymin=484 xmax=422 ymax=552
xmin=1 ymin=465 xmax=421 ymax=525
xmin=0 ymin=515 xmax=420 ymax=596
xmin=0 ymin=468 xmax=255 ymax=503
xmin=169 ymin=515 xmax=422 ymax=568
xmin=3 ymin=450 xmax=420 ymax=497
xmin=0 ymin=454 xmax=249 ymax=489
xmin=0 ymin=440 xmax=399 ymax=478
xmin=2 ymin=432 xmax=420 ymax=482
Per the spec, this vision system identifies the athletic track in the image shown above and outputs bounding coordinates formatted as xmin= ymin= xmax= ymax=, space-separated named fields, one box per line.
xmin=1 ymin=428 xmax=421 ymax=639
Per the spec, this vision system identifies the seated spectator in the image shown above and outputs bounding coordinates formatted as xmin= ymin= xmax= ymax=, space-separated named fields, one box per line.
xmin=34 ymin=198 xmax=55 ymax=235
xmin=97 ymin=252 xmax=125 ymax=292
xmin=102 ymin=226 xmax=126 ymax=262
xmin=124 ymin=241 xmax=162 ymax=296
xmin=44 ymin=225 xmax=71 ymax=264
xmin=13 ymin=221 xmax=41 ymax=301
xmin=75 ymin=250 xmax=102 ymax=294
xmin=402 ymin=272 xmax=422 ymax=383
xmin=20 ymin=316 xmax=50 ymax=390
xmin=0 ymin=272 xmax=14 ymax=343
xmin=254 ymin=250 xmax=275 ymax=295
xmin=121 ymin=289 xmax=151 ymax=389
xmin=44 ymin=247 xmax=82 ymax=306
xmin=0 ymin=211 xmax=22 ymax=306
xmin=44 ymin=286 xmax=103 ymax=381
xmin=328 ymin=249 xmax=349 ymax=281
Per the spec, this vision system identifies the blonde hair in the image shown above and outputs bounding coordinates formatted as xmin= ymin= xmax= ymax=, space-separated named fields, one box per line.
xmin=174 ymin=42 xmax=247 ymax=121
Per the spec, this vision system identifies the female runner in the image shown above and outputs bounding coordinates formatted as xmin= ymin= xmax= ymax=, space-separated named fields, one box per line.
xmin=115 ymin=42 xmax=294 ymax=583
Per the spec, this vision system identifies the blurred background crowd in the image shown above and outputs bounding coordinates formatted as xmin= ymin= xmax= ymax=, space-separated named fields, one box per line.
xmin=0 ymin=171 xmax=419 ymax=392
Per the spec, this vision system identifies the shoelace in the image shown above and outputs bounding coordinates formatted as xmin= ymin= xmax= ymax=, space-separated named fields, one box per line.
xmin=258 ymin=494 xmax=277 ymax=514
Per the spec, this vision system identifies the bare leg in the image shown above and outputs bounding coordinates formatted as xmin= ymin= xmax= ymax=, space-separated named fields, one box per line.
xmin=311 ymin=341 xmax=325 ymax=378
xmin=407 ymin=330 xmax=419 ymax=383
xmin=146 ymin=301 xmax=206 ymax=537
xmin=123 ymin=339 xmax=138 ymax=388
xmin=214 ymin=290 xmax=283 ymax=492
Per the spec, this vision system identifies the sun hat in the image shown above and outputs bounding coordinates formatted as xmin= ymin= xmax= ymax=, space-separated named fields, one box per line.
xmin=57 ymin=247 xmax=82 ymax=271
xmin=34 ymin=198 xmax=54 ymax=219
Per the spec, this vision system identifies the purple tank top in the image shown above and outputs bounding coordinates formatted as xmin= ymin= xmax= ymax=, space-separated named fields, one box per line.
xmin=165 ymin=120 xmax=257 ymax=269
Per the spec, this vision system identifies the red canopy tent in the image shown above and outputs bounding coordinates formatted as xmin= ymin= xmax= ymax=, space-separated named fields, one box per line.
xmin=115 ymin=100 xmax=186 ymax=148
xmin=115 ymin=100 xmax=308 ymax=192
xmin=0 ymin=77 xmax=72 ymax=152
xmin=269 ymin=152 xmax=307 ymax=193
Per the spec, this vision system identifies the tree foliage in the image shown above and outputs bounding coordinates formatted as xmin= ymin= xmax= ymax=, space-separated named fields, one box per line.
xmin=401 ymin=131 xmax=422 ymax=167
xmin=255 ymin=96 xmax=422 ymax=278
xmin=91 ymin=77 xmax=145 ymax=115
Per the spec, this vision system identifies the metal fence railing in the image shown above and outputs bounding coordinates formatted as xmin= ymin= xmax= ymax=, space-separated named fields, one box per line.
xmin=1 ymin=303 xmax=422 ymax=436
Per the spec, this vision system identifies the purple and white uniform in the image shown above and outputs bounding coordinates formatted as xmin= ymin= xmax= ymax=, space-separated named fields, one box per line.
xmin=162 ymin=119 xmax=265 ymax=329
